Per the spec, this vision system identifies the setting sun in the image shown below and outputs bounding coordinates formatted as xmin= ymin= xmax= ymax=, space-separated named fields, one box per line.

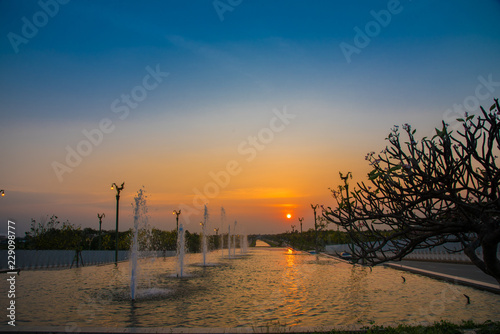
xmin=286 ymin=213 xmax=292 ymax=219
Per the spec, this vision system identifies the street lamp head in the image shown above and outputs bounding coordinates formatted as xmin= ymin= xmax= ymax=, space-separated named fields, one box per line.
xmin=0 ymin=190 xmax=4 ymax=197
xmin=111 ymin=182 xmax=125 ymax=194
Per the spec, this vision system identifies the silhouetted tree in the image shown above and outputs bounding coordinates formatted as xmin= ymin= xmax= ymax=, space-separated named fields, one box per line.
xmin=323 ymin=99 xmax=500 ymax=283
xmin=25 ymin=215 xmax=81 ymax=250
xmin=185 ymin=230 xmax=200 ymax=253
xmin=150 ymin=228 xmax=177 ymax=251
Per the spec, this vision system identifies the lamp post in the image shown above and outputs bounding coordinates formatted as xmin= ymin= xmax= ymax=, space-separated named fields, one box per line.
xmin=111 ymin=182 xmax=124 ymax=265
xmin=97 ymin=213 xmax=105 ymax=250
xmin=173 ymin=210 xmax=181 ymax=232
xmin=298 ymin=217 xmax=303 ymax=233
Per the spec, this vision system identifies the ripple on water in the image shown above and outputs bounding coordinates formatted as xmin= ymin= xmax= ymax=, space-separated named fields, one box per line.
xmin=1 ymin=248 xmax=499 ymax=328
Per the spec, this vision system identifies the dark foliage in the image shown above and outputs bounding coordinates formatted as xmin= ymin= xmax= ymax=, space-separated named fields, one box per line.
xmin=323 ymin=99 xmax=500 ymax=283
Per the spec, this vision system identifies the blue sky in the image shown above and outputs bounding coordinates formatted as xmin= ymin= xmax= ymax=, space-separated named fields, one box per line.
xmin=1 ymin=0 xmax=500 ymax=235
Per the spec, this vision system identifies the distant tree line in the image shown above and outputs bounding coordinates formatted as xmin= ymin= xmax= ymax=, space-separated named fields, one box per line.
xmin=261 ymin=229 xmax=352 ymax=251
xmin=259 ymin=226 xmax=395 ymax=251
xmin=4 ymin=215 xmax=254 ymax=253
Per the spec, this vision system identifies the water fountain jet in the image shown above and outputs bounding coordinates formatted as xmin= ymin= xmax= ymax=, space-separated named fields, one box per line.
xmin=227 ymin=225 xmax=231 ymax=258
xmin=202 ymin=205 xmax=208 ymax=266
xmin=220 ymin=206 xmax=226 ymax=256
xmin=130 ymin=188 xmax=147 ymax=301
xmin=233 ymin=220 xmax=237 ymax=257
xmin=177 ymin=223 xmax=185 ymax=277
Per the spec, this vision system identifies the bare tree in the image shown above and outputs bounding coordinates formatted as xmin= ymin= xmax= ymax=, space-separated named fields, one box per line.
xmin=323 ymin=99 xmax=500 ymax=283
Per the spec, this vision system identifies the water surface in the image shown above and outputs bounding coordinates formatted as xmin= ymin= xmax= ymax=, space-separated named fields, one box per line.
xmin=1 ymin=247 xmax=499 ymax=329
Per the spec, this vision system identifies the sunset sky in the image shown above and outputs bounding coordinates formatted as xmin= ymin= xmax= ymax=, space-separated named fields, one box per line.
xmin=1 ymin=1 xmax=500 ymax=236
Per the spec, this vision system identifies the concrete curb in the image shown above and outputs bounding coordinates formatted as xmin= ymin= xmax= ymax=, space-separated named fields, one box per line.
xmin=320 ymin=252 xmax=372 ymax=268
xmin=384 ymin=263 xmax=500 ymax=294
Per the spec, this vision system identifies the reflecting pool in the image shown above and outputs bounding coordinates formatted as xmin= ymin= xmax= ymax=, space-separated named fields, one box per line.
xmin=1 ymin=247 xmax=499 ymax=329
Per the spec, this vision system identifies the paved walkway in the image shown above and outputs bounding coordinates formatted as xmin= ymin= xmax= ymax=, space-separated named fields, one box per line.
xmin=322 ymin=253 xmax=500 ymax=294
xmin=384 ymin=260 xmax=500 ymax=294
xmin=391 ymin=261 xmax=498 ymax=284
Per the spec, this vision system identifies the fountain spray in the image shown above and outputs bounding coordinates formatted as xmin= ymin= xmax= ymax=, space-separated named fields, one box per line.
xmin=202 ymin=205 xmax=208 ymax=266
xmin=220 ymin=206 xmax=226 ymax=256
xmin=227 ymin=225 xmax=231 ymax=258
xmin=177 ymin=223 xmax=185 ymax=277
xmin=131 ymin=188 xmax=147 ymax=301
xmin=233 ymin=220 xmax=237 ymax=257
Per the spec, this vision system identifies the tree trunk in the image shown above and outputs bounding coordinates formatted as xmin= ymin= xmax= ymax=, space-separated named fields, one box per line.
xmin=482 ymin=240 xmax=500 ymax=284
